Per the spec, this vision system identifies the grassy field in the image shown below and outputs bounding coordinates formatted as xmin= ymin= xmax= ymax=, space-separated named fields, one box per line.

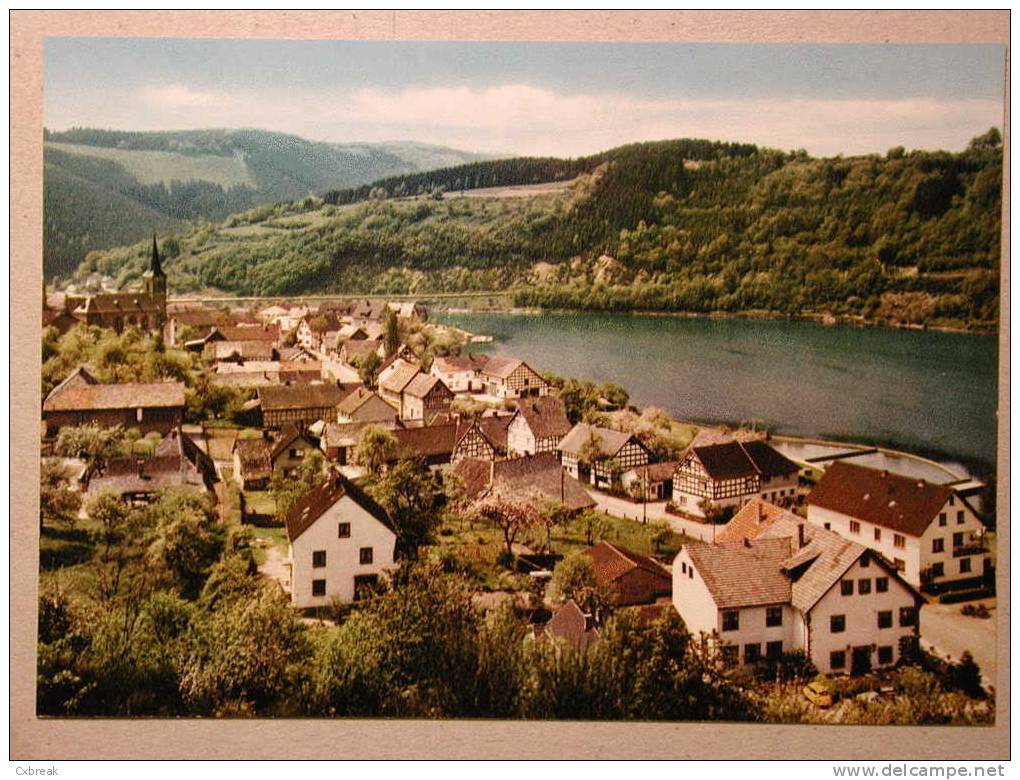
xmin=434 ymin=508 xmax=690 ymax=592
xmin=251 ymin=525 xmax=289 ymax=567
xmin=46 ymin=142 xmax=257 ymax=189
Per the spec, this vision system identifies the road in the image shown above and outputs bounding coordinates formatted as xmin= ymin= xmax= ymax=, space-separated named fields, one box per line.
xmin=920 ymin=600 xmax=997 ymax=685
xmin=259 ymin=544 xmax=291 ymax=593
xmin=584 ymin=490 xmax=721 ymax=543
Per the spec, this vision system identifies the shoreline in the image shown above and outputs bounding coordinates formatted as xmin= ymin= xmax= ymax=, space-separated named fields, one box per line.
xmin=433 ymin=304 xmax=998 ymax=337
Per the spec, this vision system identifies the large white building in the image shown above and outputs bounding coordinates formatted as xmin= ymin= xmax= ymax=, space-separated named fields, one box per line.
xmin=672 ymin=500 xmax=922 ymax=675
xmin=671 ymin=440 xmax=800 ymax=518
xmin=805 ymin=461 xmax=992 ymax=590
xmin=285 ymin=472 xmax=397 ymax=608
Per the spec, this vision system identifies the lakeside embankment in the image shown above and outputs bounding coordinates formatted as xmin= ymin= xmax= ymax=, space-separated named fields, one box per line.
xmin=435 ymin=309 xmax=999 ymax=473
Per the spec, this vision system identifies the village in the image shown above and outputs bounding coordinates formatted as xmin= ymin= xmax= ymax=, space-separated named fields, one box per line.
xmin=39 ymin=240 xmax=997 ymax=715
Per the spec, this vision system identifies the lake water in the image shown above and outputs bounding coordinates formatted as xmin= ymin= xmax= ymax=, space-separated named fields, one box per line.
xmin=433 ymin=311 xmax=1000 ymax=472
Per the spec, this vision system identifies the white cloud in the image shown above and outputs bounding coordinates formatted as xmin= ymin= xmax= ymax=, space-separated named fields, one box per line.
xmin=140 ymin=83 xmax=234 ymax=110
xmin=95 ymin=82 xmax=1003 ymax=158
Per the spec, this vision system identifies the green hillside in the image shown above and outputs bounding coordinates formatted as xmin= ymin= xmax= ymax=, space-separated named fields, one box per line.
xmin=72 ymin=131 xmax=1003 ymax=331
xmin=42 ymin=128 xmax=489 ymax=278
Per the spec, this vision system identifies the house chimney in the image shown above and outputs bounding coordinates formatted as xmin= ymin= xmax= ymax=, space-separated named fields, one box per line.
xmin=798 ymin=523 xmax=806 ymax=549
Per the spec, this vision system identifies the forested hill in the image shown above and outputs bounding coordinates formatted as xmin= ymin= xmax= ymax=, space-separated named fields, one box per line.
xmin=43 ymin=127 xmax=489 ymax=278
xmin=72 ymin=131 xmax=1003 ymax=331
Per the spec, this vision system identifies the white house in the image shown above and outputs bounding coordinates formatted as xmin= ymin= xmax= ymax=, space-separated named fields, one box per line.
xmin=285 ymin=472 xmax=398 ymax=608
xmin=672 ymin=500 xmax=922 ymax=675
xmin=671 ymin=440 xmax=800 ymax=518
xmin=506 ymin=395 xmax=572 ymax=457
xmin=430 ymin=354 xmax=486 ymax=393
xmin=805 ymin=461 xmax=992 ymax=590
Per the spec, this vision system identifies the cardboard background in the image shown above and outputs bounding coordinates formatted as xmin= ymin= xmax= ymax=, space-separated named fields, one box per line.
xmin=10 ymin=10 xmax=1010 ymax=759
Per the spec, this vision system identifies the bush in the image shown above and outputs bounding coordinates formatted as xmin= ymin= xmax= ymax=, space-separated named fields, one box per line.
xmin=960 ymin=602 xmax=992 ymax=618
xmin=753 ymin=650 xmax=817 ymax=682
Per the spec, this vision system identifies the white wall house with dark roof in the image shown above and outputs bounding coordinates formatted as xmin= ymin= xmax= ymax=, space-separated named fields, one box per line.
xmin=806 ymin=461 xmax=991 ymax=589
xmin=285 ymin=474 xmax=397 ymax=609
xmin=671 ymin=440 xmax=799 ymax=518
xmin=672 ymin=502 xmax=921 ymax=674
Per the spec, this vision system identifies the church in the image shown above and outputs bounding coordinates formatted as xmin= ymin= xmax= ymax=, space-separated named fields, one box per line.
xmin=49 ymin=236 xmax=168 ymax=333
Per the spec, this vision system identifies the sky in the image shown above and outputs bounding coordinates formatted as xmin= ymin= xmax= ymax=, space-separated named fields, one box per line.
xmin=44 ymin=39 xmax=1006 ymax=158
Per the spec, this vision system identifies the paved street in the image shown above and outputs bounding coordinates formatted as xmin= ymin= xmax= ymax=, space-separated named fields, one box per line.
xmin=920 ymin=600 xmax=997 ymax=684
xmin=584 ymin=490 xmax=721 ymax=542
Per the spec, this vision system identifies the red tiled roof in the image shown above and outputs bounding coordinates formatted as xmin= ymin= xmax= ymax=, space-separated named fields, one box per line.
xmin=535 ymin=600 xmax=600 ymax=650
xmin=715 ymin=497 xmax=790 ymax=543
xmin=511 ymin=396 xmax=572 ymax=440
xmin=585 ymin=541 xmax=671 ymax=587
xmin=806 ymin=460 xmax=954 ymax=537
xmin=685 ymin=537 xmax=794 ymax=609
xmin=43 ymin=380 xmax=186 ymax=412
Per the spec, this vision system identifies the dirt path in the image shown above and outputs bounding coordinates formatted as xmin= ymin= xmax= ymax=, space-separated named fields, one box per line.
xmin=259 ymin=543 xmax=290 ymax=593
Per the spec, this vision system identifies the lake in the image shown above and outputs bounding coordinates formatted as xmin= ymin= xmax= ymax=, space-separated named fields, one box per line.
xmin=433 ymin=311 xmax=1000 ymax=472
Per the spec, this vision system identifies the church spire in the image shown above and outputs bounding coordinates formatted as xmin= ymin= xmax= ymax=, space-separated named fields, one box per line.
xmin=150 ymin=234 xmax=163 ymax=276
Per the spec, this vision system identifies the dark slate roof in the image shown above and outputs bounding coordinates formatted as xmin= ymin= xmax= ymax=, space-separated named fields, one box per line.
xmin=285 ymin=471 xmax=396 ymax=542
xmin=89 ymin=454 xmax=207 ymax=496
xmin=689 ymin=440 xmax=799 ymax=481
xmin=257 ymin=383 xmax=356 ymax=412
xmin=155 ymin=427 xmax=217 ymax=487
xmin=74 ymin=292 xmax=162 ymax=315
xmin=43 ymin=380 xmax=186 ymax=412
xmin=511 ymin=396 xmax=572 ymax=440
xmin=269 ymin=423 xmax=319 ymax=460
xmin=806 ymin=460 xmax=954 ymax=537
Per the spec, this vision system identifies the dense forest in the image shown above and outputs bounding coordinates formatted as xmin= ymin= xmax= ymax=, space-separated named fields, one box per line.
xmin=43 ymin=128 xmax=488 ymax=278
xmin=71 ymin=131 xmax=1003 ymax=330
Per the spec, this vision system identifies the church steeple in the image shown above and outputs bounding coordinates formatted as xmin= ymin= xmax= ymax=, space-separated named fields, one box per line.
xmin=150 ymin=233 xmax=163 ymax=276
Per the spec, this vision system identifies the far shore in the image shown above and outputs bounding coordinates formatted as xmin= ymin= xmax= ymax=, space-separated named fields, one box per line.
xmin=432 ymin=303 xmax=998 ymax=337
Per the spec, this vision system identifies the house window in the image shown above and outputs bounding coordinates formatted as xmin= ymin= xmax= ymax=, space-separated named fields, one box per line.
xmin=894 ymin=534 xmax=905 ymax=549
xmin=765 ymin=606 xmax=783 ymax=627
xmin=766 ymin=641 xmax=783 ymax=659
xmin=841 ymin=580 xmax=854 ymax=596
xmin=338 ymin=522 xmax=351 ymax=538
xmin=824 ymin=523 xmax=831 ymax=530
xmin=830 ymin=650 xmax=847 ymax=671
xmin=957 ymin=511 xmax=965 ymax=525
xmin=931 ymin=562 xmax=945 ymax=578
xmin=960 ymin=557 xmax=972 ymax=574
xmin=688 ymin=567 xmax=694 ymax=580
xmin=938 ymin=512 xmax=947 ymax=527
xmin=932 ymin=538 xmax=944 ymax=553
xmin=681 ymin=562 xmax=687 ymax=575
xmin=878 ymin=610 xmax=893 ymax=629
xmin=830 ymin=614 xmax=846 ymax=633
xmin=312 ymin=550 xmax=326 ymax=568
xmin=860 ymin=552 xmax=870 ymax=568
xmin=874 ymin=528 xmax=881 ymax=542
xmin=893 ymin=558 xmax=906 ymax=572
xmin=720 ymin=645 xmax=739 ymax=667
xmin=290 ymin=448 xmax=304 ymax=459
xmin=721 ymin=610 xmax=740 ymax=632
xmin=899 ymin=607 xmax=917 ymax=627
xmin=878 ymin=646 xmax=894 ymax=665
xmin=744 ymin=643 xmax=761 ymax=664
xmin=312 ymin=579 xmax=326 ymax=597
xmin=953 ymin=532 xmax=965 ymax=547
xmin=858 ymin=578 xmax=872 ymax=595
xmin=359 ymin=547 xmax=374 ymax=565
xmin=876 ymin=577 xmax=889 ymax=593
xmin=849 ymin=520 xmax=861 ymax=535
